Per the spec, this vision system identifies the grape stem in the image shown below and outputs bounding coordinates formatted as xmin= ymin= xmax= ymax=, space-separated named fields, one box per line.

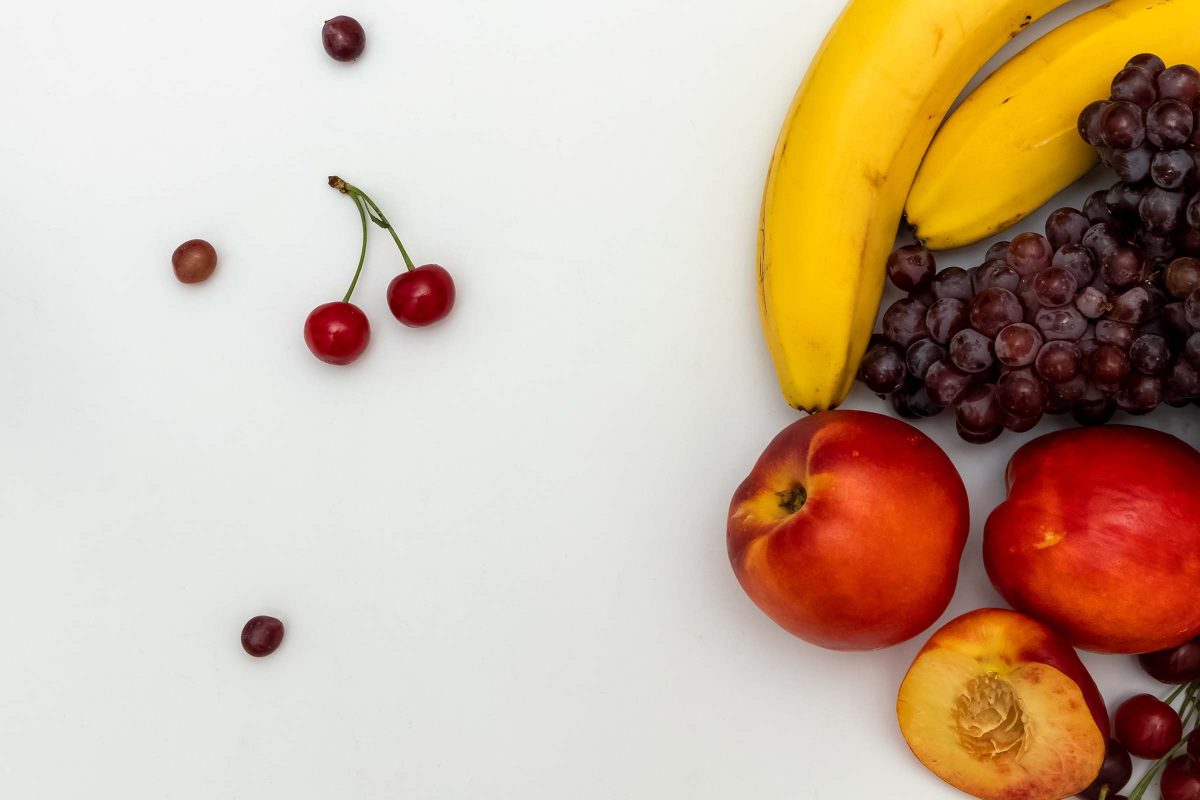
xmin=328 ymin=176 xmax=417 ymax=294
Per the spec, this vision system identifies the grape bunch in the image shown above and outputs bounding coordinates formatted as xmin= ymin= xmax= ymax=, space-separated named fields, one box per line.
xmin=858 ymin=53 xmax=1200 ymax=444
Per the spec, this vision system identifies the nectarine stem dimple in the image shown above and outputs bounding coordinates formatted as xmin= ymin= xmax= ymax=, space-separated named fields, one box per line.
xmin=776 ymin=484 xmax=807 ymax=514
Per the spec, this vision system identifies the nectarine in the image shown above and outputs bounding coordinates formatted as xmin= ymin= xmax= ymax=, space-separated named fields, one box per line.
xmin=984 ymin=425 xmax=1200 ymax=654
xmin=897 ymin=608 xmax=1108 ymax=800
xmin=727 ymin=411 xmax=968 ymax=650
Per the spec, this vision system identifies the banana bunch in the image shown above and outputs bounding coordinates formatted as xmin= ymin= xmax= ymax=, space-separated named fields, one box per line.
xmin=908 ymin=0 xmax=1200 ymax=250
xmin=759 ymin=0 xmax=1067 ymax=412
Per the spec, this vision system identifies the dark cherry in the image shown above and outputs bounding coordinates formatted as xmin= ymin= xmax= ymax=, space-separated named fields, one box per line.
xmin=1114 ymin=693 xmax=1182 ymax=759
xmin=172 ymin=239 xmax=218 ymax=284
xmin=387 ymin=264 xmax=456 ymax=327
xmin=304 ymin=301 xmax=371 ymax=365
xmin=1189 ymin=728 xmax=1200 ymax=759
xmin=241 ymin=615 xmax=285 ymax=657
xmin=1138 ymin=637 xmax=1200 ymax=684
xmin=322 ymin=16 xmax=366 ymax=62
xmin=1077 ymin=738 xmax=1132 ymax=800
xmin=1161 ymin=755 xmax=1200 ymax=800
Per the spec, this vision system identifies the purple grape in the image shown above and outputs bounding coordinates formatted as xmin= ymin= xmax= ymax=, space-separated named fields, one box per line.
xmin=905 ymin=339 xmax=945 ymax=381
xmin=887 ymin=245 xmax=936 ymax=291
xmin=925 ymin=298 xmax=971 ymax=344
xmin=1186 ymin=332 xmax=1200 ymax=367
xmin=1157 ymin=65 xmax=1200 ymax=108
xmin=1163 ymin=302 xmax=1192 ymax=343
xmin=994 ymin=322 xmax=1043 ymax=367
xmin=1128 ymin=53 xmax=1166 ymax=78
xmin=1106 ymin=181 xmax=1148 ymax=223
xmin=997 ymin=368 xmax=1046 ymax=417
xmin=1035 ymin=305 xmax=1087 ymax=341
xmin=932 ymin=266 xmax=974 ymax=301
xmin=1131 ymin=334 xmax=1171 ymax=375
xmin=1112 ymin=66 xmax=1158 ymax=109
xmin=1007 ymin=233 xmax=1054 ymax=276
xmin=1187 ymin=288 xmax=1200 ymax=328
xmin=1100 ymin=100 xmax=1146 ymax=151
xmin=924 ymin=360 xmax=973 ymax=406
xmin=974 ymin=260 xmax=1021 ymax=292
xmin=1178 ymin=227 xmax=1200 ymax=256
xmin=949 ymin=328 xmax=994 ymax=373
xmin=891 ymin=377 xmax=942 ymax=418
xmin=1165 ymin=386 xmax=1192 ymax=406
xmin=882 ymin=298 xmax=929 ymax=348
xmin=1078 ymin=100 xmax=1109 ymax=145
xmin=1140 ymin=187 xmax=1186 ymax=234
xmin=971 ymin=287 xmax=1023 ymax=337
xmin=1147 ymin=100 xmax=1194 ymax=148
xmin=1045 ymin=208 xmax=1090 ymax=250
xmin=1107 ymin=286 xmax=1154 ymax=324
xmin=1076 ymin=286 xmax=1111 ymax=318
xmin=1053 ymin=244 xmax=1097 ymax=287
xmin=1096 ymin=319 xmax=1137 ymax=349
xmin=1136 ymin=228 xmax=1177 ymax=265
xmin=1118 ymin=372 xmax=1164 ymax=414
xmin=1170 ymin=358 xmax=1200 ymax=397
xmin=1084 ymin=190 xmax=1118 ymax=226
xmin=1152 ymin=148 xmax=1194 ymax=189
xmin=859 ymin=344 xmax=907 ymax=393
xmin=1003 ymin=410 xmax=1042 ymax=433
xmin=1087 ymin=343 xmax=1132 ymax=383
xmin=1187 ymin=193 xmax=1200 ymax=228
xmin=1101 ymin=244 xmax=1148 ymax=288
xmin=985 ymin=241 xmax=1012 ymax=262
xmin=1084 ymin=223 xmax=1123 ymax=262
xmin=1049 ymin=373 xmax=1088 ymax=405
xmin=1033 ymin=266 xmax=1077 ymax=307
xmin=1035 ymin=340 xmax=1082 ymax=383
xmin=956 ymin=421 xmax=1002 ymax=444
xmin=1109 ymin=144 xmax=1153 ymax=183
xmin=956 ymin=383 xmax=1004 ymax=434
xmin=1073 ymin=393 xmax=1117 ymax=426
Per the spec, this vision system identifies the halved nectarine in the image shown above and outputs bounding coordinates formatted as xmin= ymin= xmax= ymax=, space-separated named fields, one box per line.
xmin=897 ymin=608 xmax=1107 ymax=800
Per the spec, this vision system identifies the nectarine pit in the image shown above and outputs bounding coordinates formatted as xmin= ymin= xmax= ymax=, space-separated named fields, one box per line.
xmin=956 ymin=673 xmax=1029 ymax=759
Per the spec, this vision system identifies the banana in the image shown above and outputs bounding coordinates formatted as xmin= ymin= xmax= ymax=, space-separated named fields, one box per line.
xmin=759 ymin=0 xmax=1067 ymax=412
xmin=907 ymin=0 xmax=1200 ymax=250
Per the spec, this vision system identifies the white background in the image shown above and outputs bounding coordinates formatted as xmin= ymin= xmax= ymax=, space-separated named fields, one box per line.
xmin=1 ymin=0 xmax=1194 ymax=797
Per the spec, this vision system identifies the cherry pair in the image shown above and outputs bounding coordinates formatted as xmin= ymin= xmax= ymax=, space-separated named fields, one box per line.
xmin=304 ymin=177 xmax=456 ymax=366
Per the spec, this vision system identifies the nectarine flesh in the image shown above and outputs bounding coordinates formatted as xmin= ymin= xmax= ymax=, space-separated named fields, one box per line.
xmin=898 ymin=609 xmax=1107 ymax=800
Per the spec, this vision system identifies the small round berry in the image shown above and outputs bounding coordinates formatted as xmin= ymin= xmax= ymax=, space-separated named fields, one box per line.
xmin=387 ymin=264 xmax=456 ymax=327
xmin=241 ymin=616 xmax=285 ymax=657
xmin=172 ymin=239 xmax=217 ymax=284
xmin=304 ymin=301 xmax=371 ymax=364
xmin=322 ymin=16 xmax=366 ymax=62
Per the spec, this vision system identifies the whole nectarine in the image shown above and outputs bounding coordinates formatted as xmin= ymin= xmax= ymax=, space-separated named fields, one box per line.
xmin=985 ymin=425 xmax=1200 ymax=654
xmin=727 ymin=410 xmax=968 ymax=650
xmin=898 ymin=608 xmax=1108 ymax=800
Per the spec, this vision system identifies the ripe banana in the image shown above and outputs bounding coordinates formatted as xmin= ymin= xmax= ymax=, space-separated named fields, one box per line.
xmin=907 ymin=0 xmax=1200 ymax=250
xmin=759 ymin=0 xmax=1067 ymax=412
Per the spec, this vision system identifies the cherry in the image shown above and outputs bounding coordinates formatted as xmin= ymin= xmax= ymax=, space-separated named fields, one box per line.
xmin=1139 ymin=637 xmax=1200 ymax=684
xmin=172 ymin=239 xmax=217 ymax=284
xmin=305 ymin=301 xmax=370 ymax=365
xmin=388 ymin=265 xmax=455 ymax=326
xmin=1162 ymin=755 xmax=1200 ymax=800
xmin=1188 ymin=728 xmax=1200 ymax=759
xmin=322 ymin=16 xmax=365 ymax=62
xmin=1077 ymin=738 xmax=1132 ymax=799
xmin=241 ymin=615 xmax=284 ymax=657
xmin=1114 ymin=693 xmax=1183 ymax=759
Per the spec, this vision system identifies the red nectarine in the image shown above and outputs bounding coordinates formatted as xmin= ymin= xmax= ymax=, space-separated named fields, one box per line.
xmin=727 ymin=411 xmax=968 ymax=650
xmin=898 ymin=608 xmax=1108 ymax=800
xmin=985 ymin=425 xmax=1200 ymax=654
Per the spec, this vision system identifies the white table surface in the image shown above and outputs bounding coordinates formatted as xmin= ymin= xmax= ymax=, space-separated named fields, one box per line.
xmin=2 ymin=1 xmax=1192 ymax=797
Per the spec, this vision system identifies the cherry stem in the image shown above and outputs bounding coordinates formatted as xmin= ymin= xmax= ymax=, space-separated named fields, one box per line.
xmin=341 ymin=192 xmax=369 ymax=303
xmin=329 ymin=176 xmax=416 ymax=273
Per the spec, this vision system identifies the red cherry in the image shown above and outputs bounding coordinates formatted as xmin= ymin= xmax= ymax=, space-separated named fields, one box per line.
xmin=304 ymin=301 xmax=370 ymax=365
xmin=1139 ymin=637 xmax=1200 ymax=684
xmin=241 ymin=615 xmax=284 ymax=657
xmin=1162 ymin=755 xmax=1200 ymax=800
xmin=1114 ymin=693 xmax=1182 ymax=759
xmin=387 ymin=264 xmax=455 ymax=327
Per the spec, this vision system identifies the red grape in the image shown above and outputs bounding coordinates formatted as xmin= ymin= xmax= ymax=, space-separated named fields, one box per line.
xmin=924 ymin=360 xmax=973 ymax=406
xmin=1131 ymin=334 xmax=1171 ymax=375
xmin=1147 ymin=99 xmax=1195 ymax=148
xmin=974 ymin=260 xmax=1021 ymax=292
xmin=1084 ymin=223 xmax=1124 ymax=261
xmin=905 ymin=339 xmax=945 ymax=381
xmin=1128 ymin=53 xmax=1166 ymax=77
xmin=1045 ymin=208 xmax=1090 ymax=249
xmin=1140 ymin=187 xmax=1186 ymax=234
xmin=241 ymin=615 xmax=285 ymax=657
xmin=1078 ymin=100 xmax=1109 ymax=145
xmin=322 ymin=16 xmax=366 ymax=62
xmin=1084 ymin=191 xmax=1119 ymax=225
xmin=1168 ymin=257 xmax=1200 ymax=299
xmin=932 ymin=266 xmax=973 ymax=301
xmin=1107 ymin=286 xmax=1154 ymax=324
xmin=1076 ymin=286 xmax=1111 ymax=318
xmin=1100 ymin=100 xmax=1146 ymax=151
xmin=956 ymin=383 xmax=1003 ymax=434
xmin=1087 ymin=344 xmax=1132 ymax=383
xmin=1158 ymin=64 xmax=1200 ymax=108
xmin=1102 ymin=244 xmax=1148 ymax=288
xmin=1110 ymin=143 xmax=1153 ymax=183
xmin=925 ymin=298 xmax=970 ymax=344
xmin=1035 ymin=340 xmax=1081 ymax=382
xmin=1117 ymin=372 xmax=1164 ymax=414
xmin=971 ymin=287 xmax=1023 ymax=337
xmin=172 ymin=239 xmax=218 ymax=284
xmin=1007 ymin=232 xmax=1054 ymax=276
xmin=1153 ymin=148 xmax=1195 ymax=189
xmin=997 ymin=368 xmax=1045 ymax=417
xmin=1035 ymin=306 xmax=1087 ymax=341
xmin=1053 ymin=244 xmax=1097 ymax=287
xmin=882 ymin=298 xmax=929 ymax=348
xmin=887 ymin=245 xmax=936 ymax=291
xmin=1112 ymin=65 xmax=1158 ymax=109
xmin=1033 ymin=265 xmax=1077 ymax=307
xmin=949 ymin=329 xmax=994 ymax=373
xmin=859 ymin=344 xmax=907 ymax=394
xmin=995 ymin=323 xmax=1043 ymax=367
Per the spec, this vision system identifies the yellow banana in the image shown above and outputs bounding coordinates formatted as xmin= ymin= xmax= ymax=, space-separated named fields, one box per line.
xmin=908 ymin=0 xmax=1200 ymax=250
xmin=759 ymin=0 xmax=1067 ymax=412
